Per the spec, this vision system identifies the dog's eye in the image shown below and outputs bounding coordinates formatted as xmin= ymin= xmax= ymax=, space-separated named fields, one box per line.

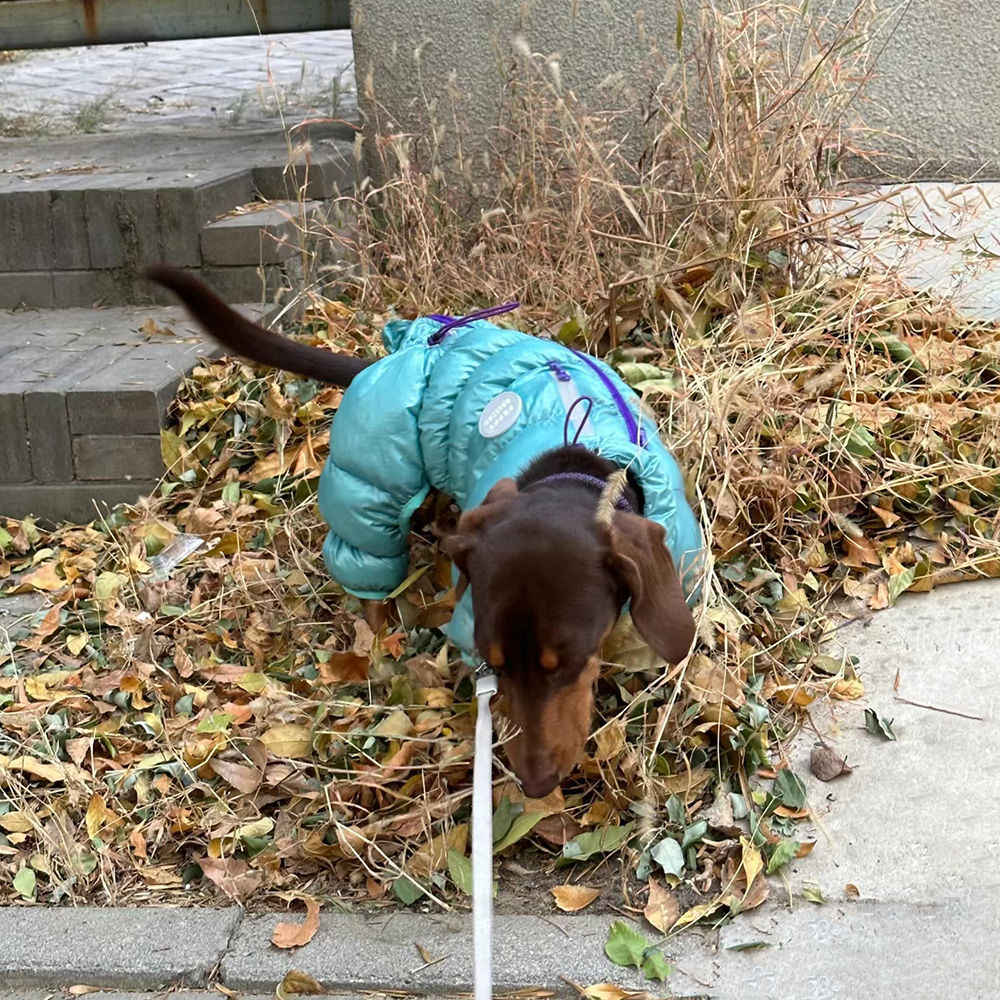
xmin=539 ymin=647 xmax=559 ymax=671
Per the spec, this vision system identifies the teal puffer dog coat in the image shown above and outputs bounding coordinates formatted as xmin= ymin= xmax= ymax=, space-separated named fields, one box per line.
xmin=317 ymin=315 xmax=703 ymax=653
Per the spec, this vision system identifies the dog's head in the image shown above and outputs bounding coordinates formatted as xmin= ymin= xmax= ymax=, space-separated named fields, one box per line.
xmin=444 ymin=478 xmax=695 ymax=798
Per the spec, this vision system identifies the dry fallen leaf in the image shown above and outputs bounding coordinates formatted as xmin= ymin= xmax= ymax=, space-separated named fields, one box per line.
xmin=643 ymin=879 xmax=679 ymax=933
xmin=582 ymin=985 xmax=636 ymax=1000
xmin=66 ymin=632 xmax=88 ymax=655
xmin=674 ymin=898 xmax=724 ymax=929
xmin=16 ymin=562 xmax=65 ymax=592
xmin=532 ymin=811 xmax=583 ymax=846
xmin=1 ymin=753 xmax=82 ymax=784
xmin=810 ymin=745 xmax=853 ymax=782
xmin=19 ymin=600 xmax=63 ymax=649
xmin=85 ymin=794 xmax=122 ymax=840
xmin=260 ymin=724 xmax=313 ymax=759
xmin=0 ymin=810 xmax=37 ymax=833
xmin=551 ymin=884 xmax=601 ymax=912
xmin=831 ymin=678 xmax=865 ymax=700
xmin=277 ymin=969 xmax=325 ymax=997
xmin=415 ymin=942 xmax=440 ymax=964
xmin=129 ymin=827 xmax=148 ymax=860
xmin=372 ymin=709 xmax=414 ymax=739
xmin=210 ymin=758 xmax=263 ymax=794
xmin=592 ymin=719 xmax=626 ymax=761
xmin=318 ymin=651 xmax=369 ymax=684
xmin=199 ymin=857 xmax=264 ymax=902
xmin=409 ymin=823 xmax=468 ymax=879
xmin=2 ymin=268 xmax=992 ymax=917
xmin=272 ymin=896 xmax=321 ymax=950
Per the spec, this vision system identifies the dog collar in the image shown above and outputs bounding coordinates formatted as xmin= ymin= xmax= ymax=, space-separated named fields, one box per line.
xmin=531 ymin=471 xmax=633 ymax=512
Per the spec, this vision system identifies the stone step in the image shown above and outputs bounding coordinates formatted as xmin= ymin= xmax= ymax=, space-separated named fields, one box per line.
xmin=0 ymin=126 xmax=356 ymax=307
xmin=0 ymin=300 xmax=279 ymax=522
xmin=0 ymin=264 xmax=290 ymax=310
xmin=200 ymin=200 xmax=324 ymax=266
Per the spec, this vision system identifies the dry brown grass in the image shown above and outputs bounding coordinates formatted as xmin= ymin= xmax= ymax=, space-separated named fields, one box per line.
xmin=332 ymin=1 xmax=883 ymax=323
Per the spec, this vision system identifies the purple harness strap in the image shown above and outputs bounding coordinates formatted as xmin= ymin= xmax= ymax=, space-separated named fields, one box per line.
xmin=570 ymin=349 xmax=648 ymax=448
xmin=531 ymin=471 xmax=633 ymax=512
xmin=427 ymin=302 xmax=521 ymax=345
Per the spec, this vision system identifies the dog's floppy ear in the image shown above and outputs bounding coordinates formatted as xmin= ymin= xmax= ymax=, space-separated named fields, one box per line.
xmin=442 ymin=478 xmax=519 ymax=597
xmin=606 ymin=512 xmax=695 ymax=664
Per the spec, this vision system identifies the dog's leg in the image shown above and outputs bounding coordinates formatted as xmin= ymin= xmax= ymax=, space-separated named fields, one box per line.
xmin=362 ymin=598 xmax=393 ymax=634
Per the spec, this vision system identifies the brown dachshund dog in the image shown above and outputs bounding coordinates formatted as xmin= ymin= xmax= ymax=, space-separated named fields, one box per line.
xmin=148 ymin=267 xmax=696 ymax=798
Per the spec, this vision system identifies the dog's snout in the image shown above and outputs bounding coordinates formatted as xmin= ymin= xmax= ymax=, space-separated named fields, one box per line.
xmin=520 ymin=770 xmax=561 ymax=800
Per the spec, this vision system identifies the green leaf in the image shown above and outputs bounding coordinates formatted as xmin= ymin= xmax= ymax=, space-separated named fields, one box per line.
xmin=242 ymin=836 xmax=272 ymax=858
xmin=605 ymin=922 xmax=672 ymax=983
xmin=675 ymin=3 xmax=684 ymax=50
xmin=665 ymin=795 xmax=685 ymax=825
xmin=492 ymin=797 xmax=522 ymax=845
xmin=650 ymin=836 xmax=685 ymax=876
xmin=447 ymin=849 xmax=472 ymax=895
xmin=393 ymin=875 xmax=424 ymax=905
xmin=681 ymin=820 xmax=708 ymax=849
xmin=864 ymin=708 xmax=897 ymax=741
xmin=727 ymin=940 xmax=772 ymax=951
xmin=642 ymin=949 xmax=672 ymax=982
xmin=493 ymin=811 xmax=546 ymax=853
xmin=887 ymin=566 xmax=916 ymax=604
xmin=864 ymin=334 xmax=927 ymax=373
xmin=730 ymin=793 xmax=748 ymax=820
xmin=843 ymin=422 xmax=877 ymax=458
xmin=766 ymin=838 xmax=800 ymax=874
xmin=556 ymin=316 xmax=582 ymax=345
xmin=13 ymin=866 xmax=36 ymax=899
xmin=604 ymin=921 xmax=647 ymax=968
xmin=634 ymin=850 xmax=652 ymax=881
xmin=802 ymin=885 xmax=826 ymax=904
xmin=221 ymin=481 xmax=241 ymax=503
xmin=196 ymin=712 xmax=233 ymax=734
xmin=561 ymin=822 xmax=635 ymax=864
xmin=617 ymin=362 xmax=671 ymax=388
xmin=94 ymin=571 xmax=126 ymax=600
xmin=0 ymin=526 xmax=12 ymax=552
xmin=773 ymin=769 xmax=807 ymax=809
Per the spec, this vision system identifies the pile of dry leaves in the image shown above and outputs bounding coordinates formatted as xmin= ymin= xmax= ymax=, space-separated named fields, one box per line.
xmin=1 ymin=275 xmax=998 ymax=946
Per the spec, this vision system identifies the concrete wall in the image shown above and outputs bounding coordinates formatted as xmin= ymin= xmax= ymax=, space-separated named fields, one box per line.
xmin=350 ymin=1 xmax=1000 ymax=182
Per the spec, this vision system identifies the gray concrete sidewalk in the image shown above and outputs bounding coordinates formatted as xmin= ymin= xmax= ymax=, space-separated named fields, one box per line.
xmin=1 ymin=30 xmax=356 ymax=135
xmin=1 ymin=580 xmax=997 ymax=999
xmin=822 ymin=181 xmax=1000 ymax=321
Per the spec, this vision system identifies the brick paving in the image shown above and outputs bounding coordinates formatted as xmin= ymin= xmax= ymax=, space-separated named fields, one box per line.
xmin=0 ymin=302 xmax=277 ymax=521
xmin=0 ymin=30 xmax=355 ymax=133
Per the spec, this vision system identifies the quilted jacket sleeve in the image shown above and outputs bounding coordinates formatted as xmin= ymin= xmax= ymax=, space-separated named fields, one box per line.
xmin=317 ymin=347 xmax=430 ymax=599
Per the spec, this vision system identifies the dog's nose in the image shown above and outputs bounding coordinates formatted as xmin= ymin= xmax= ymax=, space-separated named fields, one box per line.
xmin=520 ymin=771 xmax=560 ymax=799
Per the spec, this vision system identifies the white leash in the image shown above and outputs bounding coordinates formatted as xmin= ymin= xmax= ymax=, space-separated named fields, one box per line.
xmin=473 ymin=663 xmax=498 ymax=1000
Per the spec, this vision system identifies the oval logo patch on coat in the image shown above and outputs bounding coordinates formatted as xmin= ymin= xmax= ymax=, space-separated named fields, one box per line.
xmin=478 ymin=391 xmax=523 ymax=438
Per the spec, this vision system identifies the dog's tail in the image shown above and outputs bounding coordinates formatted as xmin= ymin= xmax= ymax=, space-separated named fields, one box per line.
xmin=146 ymin=266 xmax=372 ymax=387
